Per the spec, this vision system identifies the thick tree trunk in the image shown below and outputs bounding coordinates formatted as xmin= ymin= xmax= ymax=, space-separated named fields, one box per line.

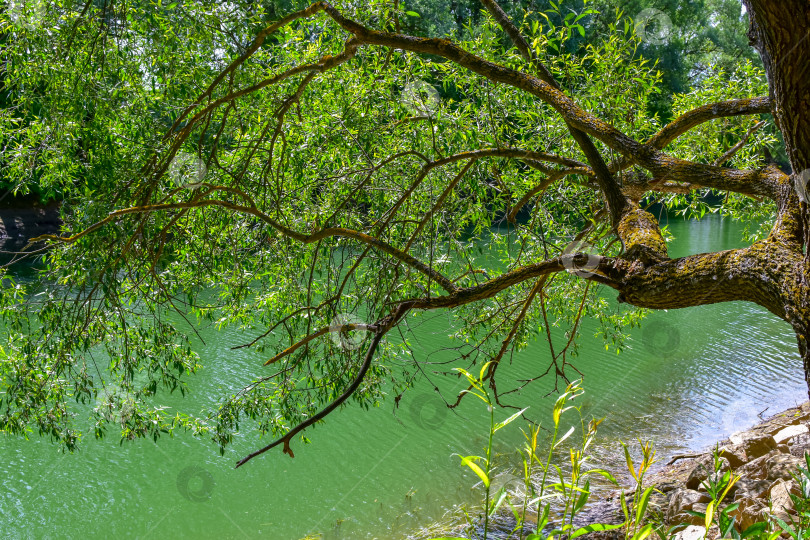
xmin=743 ymin=0 xmax=810 ymax=395
xmin=797 ymin=329 xmax=810 ymax=395
xmin=743 ymin=1 xmax=810 ymax=174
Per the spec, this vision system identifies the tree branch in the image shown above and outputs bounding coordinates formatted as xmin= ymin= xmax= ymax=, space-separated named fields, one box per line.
xmin=479 ymin=0 xmax=628 ymax=226
xmin=235 ymin=319 xmax=386 ymax=466
xmin=235 ymin=304 xmax=411 ymax=466
xmin=31 ymin=196 xmax=458 ymax=293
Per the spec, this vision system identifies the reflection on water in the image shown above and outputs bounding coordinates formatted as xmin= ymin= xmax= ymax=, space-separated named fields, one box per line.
xmin=0 ymin=215 xmax=804 ymax=539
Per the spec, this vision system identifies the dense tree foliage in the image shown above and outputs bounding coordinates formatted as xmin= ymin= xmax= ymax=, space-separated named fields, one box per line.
xmin=0 ymin=0 xmax=805 ymax=468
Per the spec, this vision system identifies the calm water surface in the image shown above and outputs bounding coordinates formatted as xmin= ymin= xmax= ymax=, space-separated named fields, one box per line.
xmin=0 ymin=215 xmax=804 ymax=539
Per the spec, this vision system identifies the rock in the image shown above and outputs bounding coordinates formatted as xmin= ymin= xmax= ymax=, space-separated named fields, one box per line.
xmin=657 ymin=481 xmax=681 ymax=493
xmin=686 ymin=457 xmax=729 ymax=490
xmin=742 ymin=434 xmax=778 ymax=460
xmin=717 ymin=444 xmax=747 ymax=469
xmin=672 ymin=525 xmax=706 ymax=540
xmin=734 ymin=478 xmax=771 ymax=501
xmin=789 ymin=436 xmax=810 ymax=458
xmin=749 ymin=409 xmax=809 ymax=438
xmin=770 ymin=479 xmax=799 ymax=521
xmin=778 ymin=443 xmax=791 ymax=453
xmin=774 ymin=424 xmax=810 ymax=444
xmin=737 ymin=450 xmax=780 ymax=481
xmin=766 ymin=453 xmax=803 ymax=481
xmin=666 ymin=488 xmax=712 ymax=523
xmin=0 ymin=201 xmax=61 ymax=244
xmin=730 ymin=496 xmax=768 ymax=531
xmin=730 ymin=430 xmax=752 ymax=445
xmin=668 ymin=511 xmax=707 ymax=528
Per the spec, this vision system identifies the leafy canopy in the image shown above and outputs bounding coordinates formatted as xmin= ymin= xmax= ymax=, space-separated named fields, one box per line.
xmin=0 ymin=0 xmax=776 ymax=462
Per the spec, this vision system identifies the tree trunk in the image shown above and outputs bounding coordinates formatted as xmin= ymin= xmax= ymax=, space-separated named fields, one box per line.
xmin=743 ymin=1 xmax=810 ymax=174
xmin=743 ymin=0 xmax=810 ymax=395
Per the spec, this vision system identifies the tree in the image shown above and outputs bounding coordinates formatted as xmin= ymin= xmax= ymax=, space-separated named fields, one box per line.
xmin=0 ymin=0 xmax=805 ymax=468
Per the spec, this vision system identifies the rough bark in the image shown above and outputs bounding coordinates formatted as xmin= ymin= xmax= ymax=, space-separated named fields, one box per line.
xmin=742 ymin=0 xmax=810 ymax=394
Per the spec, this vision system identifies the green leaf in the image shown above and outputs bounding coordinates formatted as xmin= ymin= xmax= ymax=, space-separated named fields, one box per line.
xmin=489 ymin=489 xmax=509 ymax=515
xmin=772 ymin=517 xmax=796 ymax=538
xmin=494 ymin=407 xmax=529 ymax=432
xmin=459 ymin=455 xmax=490 ymax=488
xmin=539 ymin=503 xmax=550 ymax=530
xmin=404 ymin=10 xmax=420 ymax=17
xmin=631 ymin=524 xmax=654 ymax=540
xmin=635 ymin=486 xmax=654 ymax=525
xmin=479 ymin=361 xmax=492 ymax=382
xmin=740 ymin=521 xmax=768 ymax=539
xmin=553 ymin=426 xmax=576 ymax=449
xmin=582 ymin=468 xmax=620 ymax=485
xmin=722 ymin=502 xmax=740 ymax=514
xmin=721 ymin=513 xmax=737 ymax=538
xmin=571 ymin=523 xmax=624 ymax=538
xmin=620 ymin=489 xmax=630 ymax=522
xmin=574 ymin=479 xmax=590 ymax=512
xmin=623 ymin=442 xmax=637 ymax=481
xmin=705 ymin=500 xmax=715 ymax=530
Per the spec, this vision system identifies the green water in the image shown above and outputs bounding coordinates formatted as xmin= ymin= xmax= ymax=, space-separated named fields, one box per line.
xmin=1 ymin=215 xmax=805 ymax=539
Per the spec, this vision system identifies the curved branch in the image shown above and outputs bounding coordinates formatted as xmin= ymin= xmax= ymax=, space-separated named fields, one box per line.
xmin=235 ymin=305 xmax=408 ymax=467
xmin=651 ymin=97 xmax=772 ymax=150
xmin=479 ymin=0 xmax=628 ymax=225
xmin=262 ymin=323 xmax=373 ymax=366
xmin=178 ymin=40 xmax=360 ymax=136
xmin=714 ymin=120 xmax=767 ymax=166
xmin=509 ymin=97 xmax=774 ymax=216
xmin=405 ymin=159 xmax=477 ymax=251
xmin=610 ymin=240 xmax=795 ymax=320
xmin=297 ymin=3 xmax=779 ymax=201
xmin=31 ymin=197 xmax=458 ymax=293
xmin=374 ymin=148 xmax=587 ymax=236
xmin=507 ymin=166 xmax=593 ymax=222
xmin=235 ymin=327 xmax=384 ymax=465
xmin=168 ymin=2 xmax=332 ymax=135
xmin=407 ymin=257 xmax=611 ymax=310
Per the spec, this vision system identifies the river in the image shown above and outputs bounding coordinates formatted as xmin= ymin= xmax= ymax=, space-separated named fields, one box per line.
xmin=0 ymin=214 xmax=804 ymax=539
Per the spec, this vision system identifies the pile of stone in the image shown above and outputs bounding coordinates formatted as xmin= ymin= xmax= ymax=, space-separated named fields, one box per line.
xmin=654 ymin=402 xmax=810 ymax=539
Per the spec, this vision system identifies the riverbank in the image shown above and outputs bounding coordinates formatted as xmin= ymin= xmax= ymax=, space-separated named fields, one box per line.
xmin=411 ymin=400 xmax=810 ymax=540
xmin=576 ymin=401 xmax=810 ymax=538
xmin=0 ymin=195 xmax=61 ymax=249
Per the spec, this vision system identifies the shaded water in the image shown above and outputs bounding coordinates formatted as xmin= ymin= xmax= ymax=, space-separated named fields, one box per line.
xmin=0 ymin=215 xmax=804 ymax=539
